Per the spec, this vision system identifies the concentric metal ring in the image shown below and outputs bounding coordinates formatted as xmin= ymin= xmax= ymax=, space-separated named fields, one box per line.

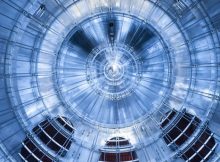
xmin=54 ymin=13 xmax=172 ymax=126
xmin=86 ymin=44 xmax=142 ymax=100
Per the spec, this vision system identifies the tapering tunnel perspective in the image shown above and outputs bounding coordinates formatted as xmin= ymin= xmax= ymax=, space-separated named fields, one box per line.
xmin=0 ymin=0 xmax=220 ymax=162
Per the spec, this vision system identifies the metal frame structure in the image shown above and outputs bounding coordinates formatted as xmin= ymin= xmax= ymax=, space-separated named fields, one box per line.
xmin=0 ymin=0 xmax=219 ymax=161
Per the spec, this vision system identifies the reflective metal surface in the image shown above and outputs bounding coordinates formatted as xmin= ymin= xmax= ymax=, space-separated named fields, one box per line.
xmin=55 ymin=14 xmax=171 ymax=126
xmin=0 ymin=0 xmax=220 ymax=161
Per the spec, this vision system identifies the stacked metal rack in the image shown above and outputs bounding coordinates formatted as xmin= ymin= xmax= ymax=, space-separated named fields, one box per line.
xmin=160 ymin=109 xmax=217 ymax=161
xmin=19 ymin=116 xmax=75 ymax=161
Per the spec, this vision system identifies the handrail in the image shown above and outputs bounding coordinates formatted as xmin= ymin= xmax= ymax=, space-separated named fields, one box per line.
xmin=162 ymin=109 xmax=186 ymax=133
xmin=167 ymin=116 xmax=196 ymax=146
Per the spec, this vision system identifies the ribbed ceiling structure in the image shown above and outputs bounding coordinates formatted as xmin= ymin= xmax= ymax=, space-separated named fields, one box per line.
xmin=0 ymin=0 xmax=220 ymax=161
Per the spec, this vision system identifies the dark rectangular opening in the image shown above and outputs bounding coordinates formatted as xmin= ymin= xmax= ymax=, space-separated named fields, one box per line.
xmin=175 ymin=134 xmax=188 ymax=146
xmin=207 ymin=136 xmax=215 ymax=149
xmin=20 ymin=147 xmax=38 ymax=162
xmin=183 ymin=148 xmax=195 ymax=159
xmin=199 ymin=145 xmax=210 ymax=158
xmin=167 ymin=127 xmax=181 ymax=140
xmin=42 ymin=122 xmax=71 ymax=148
xmin=192 ymin=140 xmax=203 ymax=150
xmin=37 ymin=131 xmax=50 ymax=145
xmin=199 ymin=130 xmax=210 ymax=142
xmin=184 ymin=121 xmax=197 ymax=137
xmin=120 ymin=152 xmax=133 ymax=161
xmin=190 ymin=154 xmax=202 ymax=162
xmin=176 ymin=116 xmax=190 ymax=131
xmin=161 ymin=119 xmax=169 ymax=128
xmin=42 ymin=123 xmax=57 ymax=137
xmin=21 ymin=147 xmax=30 ymax=158
xmin=104 ymin=153 xmax=117 ymax=161
xmin=22 ymin=138 xmax=53 ymax=162
xmin=47 ymin=141 xmax=61 ymax=153
xmin=54 ymin=133 xmax=69 ymax=147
